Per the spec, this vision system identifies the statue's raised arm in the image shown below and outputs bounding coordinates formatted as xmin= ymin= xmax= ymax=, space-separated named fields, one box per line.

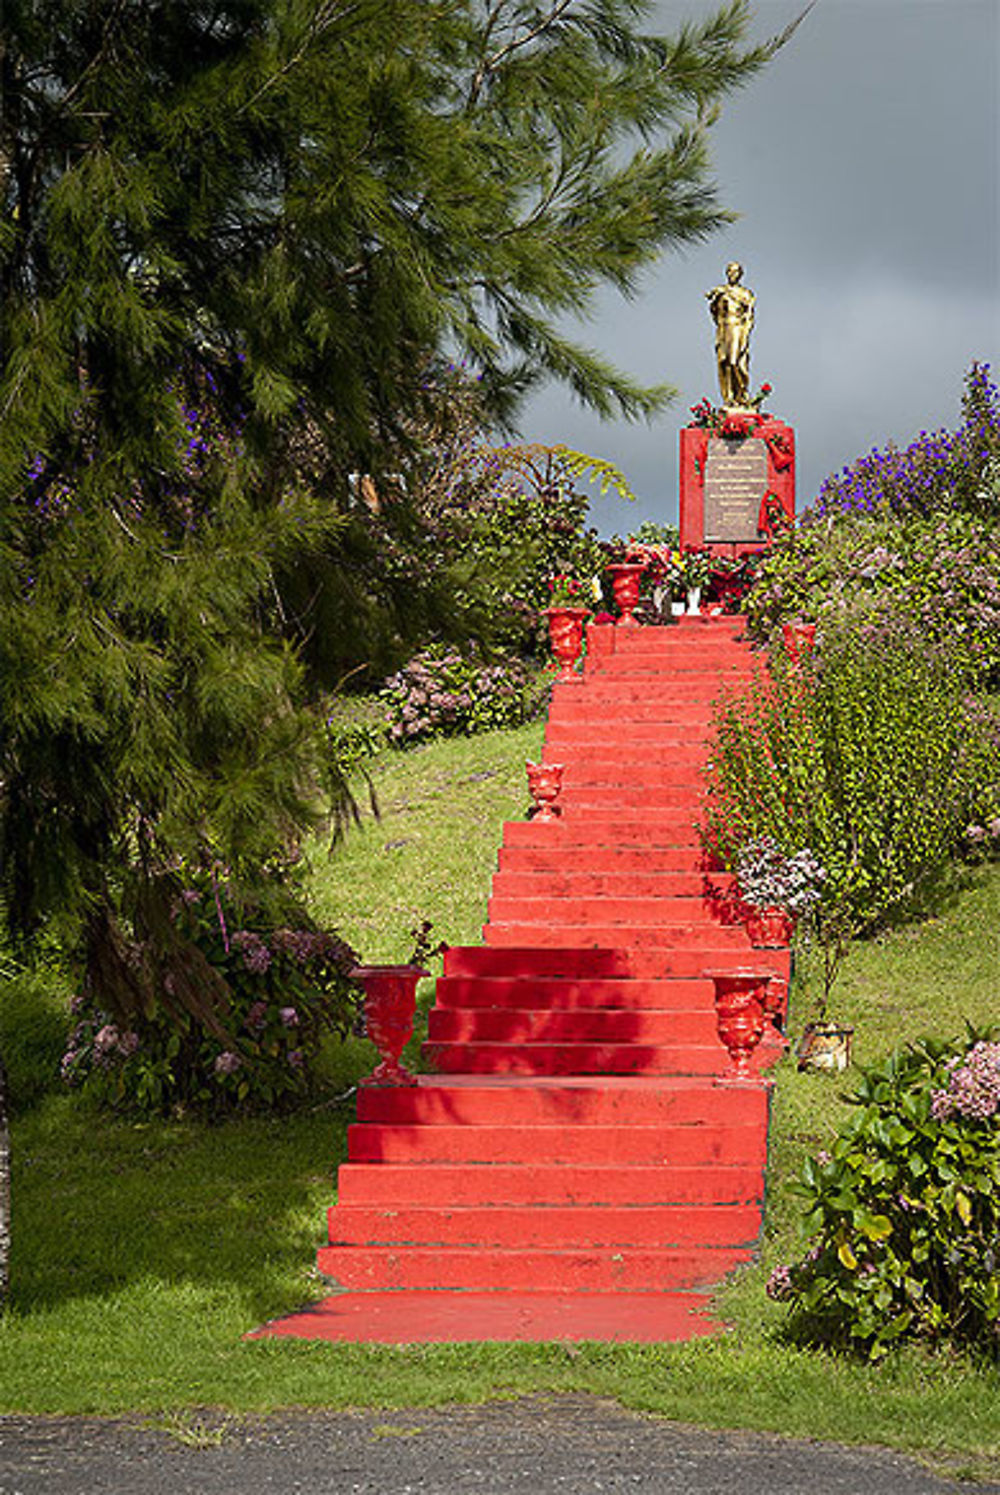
xmin=706 ymin=261 xmax=755 ymax=408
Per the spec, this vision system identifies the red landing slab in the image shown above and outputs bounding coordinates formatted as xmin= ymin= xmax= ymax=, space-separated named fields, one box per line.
xmin=249 ymin=1289 xmax=722 ymax=1344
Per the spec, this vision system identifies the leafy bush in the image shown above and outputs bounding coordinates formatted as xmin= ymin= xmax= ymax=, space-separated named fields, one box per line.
xmin=382 ymin=646 xmax=547 ymax=747
xmin=703 ymin=627 xmax=1000 ymax=941
xmin=746 ymin=510 xmax=1000 ymax=688
xmin=61 ymin=871 xmax=360 ymax=1115
xmin=768 ymin=1030 xmax=1000 ymax=1361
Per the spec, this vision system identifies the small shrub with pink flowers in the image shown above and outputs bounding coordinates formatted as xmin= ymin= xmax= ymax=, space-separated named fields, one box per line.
xmin=768 ymin=1029 xmax=1000 ymax=1361
xmin=382 ymin=645 xmax=547 ymax=747
xmin=60 ymin=871 xmax=361 ymax=1115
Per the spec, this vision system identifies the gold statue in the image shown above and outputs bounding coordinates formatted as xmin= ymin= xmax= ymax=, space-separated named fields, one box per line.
xmin=706 ymin=262 xmax=755 ymax=408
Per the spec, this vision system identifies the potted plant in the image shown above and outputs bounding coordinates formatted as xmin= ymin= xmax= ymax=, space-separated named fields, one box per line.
xmin=735 ymin=837 xmax=826 ymax=948
xmin=682 ymin=547 xmax=712 ymax=614
xmin=795 ymin=900 xmax=856 ymax=1072
xmin=544 ymin=573 xmax=592 ymax=681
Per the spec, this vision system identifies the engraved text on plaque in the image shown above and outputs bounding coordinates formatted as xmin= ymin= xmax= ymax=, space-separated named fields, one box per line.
xmin=703 ymin=436 xmax=767 ymax=544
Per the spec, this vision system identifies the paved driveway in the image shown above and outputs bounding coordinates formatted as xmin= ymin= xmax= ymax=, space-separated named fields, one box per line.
xmin=2 ymin=1396 xmax=997 ymax=1494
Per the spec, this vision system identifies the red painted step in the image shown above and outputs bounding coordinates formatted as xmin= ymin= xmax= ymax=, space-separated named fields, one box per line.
xmin=328 ymin=1202 xmax=762 ymax=1249
xmin=421 ymin=1040 xmax=724 ymax=1076
xmin=355 ymin=1076 xmax=765 ymax=1126
xmin=433 ymin=976 xmax=717 ymax=1010
xmin=259 ymin=617 xmax=780 ymax=1345
xmin=426 ymin=1007 xmax=718 ymax=1046
xmin=316 ymin=1243 xmax=753 ymax=1292
xmin=347 ymin=1119 xmax=762 ymax=1165
xmin=336 ymin=1159 xmax=764 ymax=1207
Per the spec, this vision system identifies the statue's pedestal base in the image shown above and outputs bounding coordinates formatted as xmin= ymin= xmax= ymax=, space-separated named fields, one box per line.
xmin=679 ymin=416 xmax=795 ymax=556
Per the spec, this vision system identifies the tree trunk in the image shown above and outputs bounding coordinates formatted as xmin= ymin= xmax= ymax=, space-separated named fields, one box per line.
xmin=0 ymin=1047 xmax=9 ymax=1310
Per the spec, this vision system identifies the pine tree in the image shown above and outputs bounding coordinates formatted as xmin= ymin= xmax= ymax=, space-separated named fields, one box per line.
xmin=0 ymin=0 xmax=809 ymax=1296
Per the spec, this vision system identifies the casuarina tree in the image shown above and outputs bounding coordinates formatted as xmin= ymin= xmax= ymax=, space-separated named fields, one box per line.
xmin=0 ymin=0 xmax=807 ymax=1299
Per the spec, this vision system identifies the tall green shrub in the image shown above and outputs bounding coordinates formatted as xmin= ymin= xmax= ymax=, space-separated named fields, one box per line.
xmin=703 ymin=628 xmax=1000 ymax=941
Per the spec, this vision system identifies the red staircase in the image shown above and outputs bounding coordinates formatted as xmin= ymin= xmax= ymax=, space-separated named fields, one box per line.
xmin=257 ymin=617 xmax=790 ymax=1345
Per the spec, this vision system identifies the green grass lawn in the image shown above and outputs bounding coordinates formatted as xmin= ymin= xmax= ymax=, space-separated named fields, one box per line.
xmin=2 ymin=721 xmax=1000 ymax=1475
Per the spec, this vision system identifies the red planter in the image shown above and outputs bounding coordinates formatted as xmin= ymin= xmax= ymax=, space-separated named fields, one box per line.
xmin=544 ymin=605 xmax=589 ymax=683
xmin=526 ymin=760 xmax=565 ymax=821
xmin=605 ymin=563 xmax=646 ymax=627
xmin=351 ymin=964 xmax=428 ymax=1087
xmin=707 ymin=969 xmax=773 ymax=1081
xmin=743 ymin=906 xmax=797 ymax=948
xmin=782 ymin=619 xmax=817 ymax=664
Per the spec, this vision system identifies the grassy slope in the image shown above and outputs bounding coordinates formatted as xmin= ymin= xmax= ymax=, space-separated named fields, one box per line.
xmin=3 ymin=721 xmax=1000 ymax=1473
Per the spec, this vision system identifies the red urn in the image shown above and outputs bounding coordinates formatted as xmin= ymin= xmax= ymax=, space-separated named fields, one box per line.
xmin=526 ymin=760 xmax=565 ymax=821
xmin=544 ymin=606 xmax=589 ymax=683
xmin=605 ymin=562 xmax=646 ymax=627
xmin=743 ymin=906 xmax=797 ymax=949
xmin=782 ymin=619 xmax=817 ymax=665
xmin=350 ymin=964 xmax=428 ymax=1087
xmin=707 ymin=969 xmax=773 ymax=1082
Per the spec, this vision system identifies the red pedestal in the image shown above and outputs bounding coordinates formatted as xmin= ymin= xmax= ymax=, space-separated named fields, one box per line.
xmin=679 ymin=417 xmax=796 ymax=558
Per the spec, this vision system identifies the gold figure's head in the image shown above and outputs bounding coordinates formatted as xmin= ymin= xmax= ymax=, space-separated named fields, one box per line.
xmin=726 ymin=261 xmax=743 ymax=283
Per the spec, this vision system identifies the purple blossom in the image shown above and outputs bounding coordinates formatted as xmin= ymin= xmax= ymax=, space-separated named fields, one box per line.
xmin=213 ymin=1050 xmax=243 ymax=1076
xmin=232 ymin=930 xmax=272 ymax=974
xmin=930 ymin=1041 xmax=1000 ymax=1121
xmin=279 ymin=1006 xmax=299 ymax=1028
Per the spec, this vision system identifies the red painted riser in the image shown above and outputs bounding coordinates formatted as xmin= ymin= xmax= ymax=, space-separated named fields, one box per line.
xmin=500 ymin=817 xmax=704 ymax=846
xmin=443 ymin=945 xmax=790 ymax=986
xmin=347 ymin=1119 xmax=764 ymax=1166
xmin=482 ymin=925 xmax=751 ymax=950
xmin=556 ymin=789 xmax=708 ymax=812
xmin=336 ymin=1160 xmax=764 ymax=1207
xmin=432 ymin=977 xmax=718 ymax=1010
xmin=548 ymin=704 xmax=719 ymax=725
xmin=490 ymin=871 xmax=734 ymax=900
xmin=327 ymin=1203 xmax=762 ymax=1249
xmin=316 ymin=1243 xmax=754 ymax=1293
xmin=426 ymin=1009 xmax=720 ymax=1046
xmin=543 ymin=723 xmax=714 ymax=746
xmin=356 ymin=1078 xmax=767 ymax=1127
xmin=485 ymin=897 xmax=735 ymax=927
xmin=497 ymin=846 xmax=719 ymax=874
xmin=421 ymin=1041 xmax=726 ymax=1077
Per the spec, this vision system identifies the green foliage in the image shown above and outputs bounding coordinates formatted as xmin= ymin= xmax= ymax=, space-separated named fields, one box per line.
xmin=770 ymin=1030 xmax=1000 ymax=1361
xmin=747 ymin=511 xmax=1000 ymax=688
xmin=0 ymin=965 xmax=71 ymax=1114
xmin=703 ymin=628 xmax=1000 ymax=998
xmin=60 ymin=870 xmax=360 ymax=1116
xmin=381 ymin=647 xmax=547 ymax=748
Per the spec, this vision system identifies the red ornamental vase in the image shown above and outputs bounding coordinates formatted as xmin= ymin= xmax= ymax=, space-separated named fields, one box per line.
xmin=605 ymin=563 xmax=645 ymax=627
xmin=782 ymin=619 xmax=817 ymax=664
xmin=708 ymin=969 xmax=772 ymax=1081
xmin=744 ymin=906 xmax=797 ymax=949
xmin=544 ymin=605 xmax=589 ymax=683
xmin=351 ymin=964 xmax=428 ymax=1087
xmin=526 ymin=760 xmax=565 ymax=821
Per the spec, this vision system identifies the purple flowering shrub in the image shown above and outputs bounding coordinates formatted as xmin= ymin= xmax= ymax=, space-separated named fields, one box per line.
xmin=61 ymin=871 xmax=361 ymax=1115
xmin=768 ymin=1030 xmax=1000 ymax=1360
xmin=747 ymin=510 xmax=1000 ymax=687
xmin=382 ymin=645 xmax=547 ymax=746
xmin=813 ymin=362 xmax=999 ymax=521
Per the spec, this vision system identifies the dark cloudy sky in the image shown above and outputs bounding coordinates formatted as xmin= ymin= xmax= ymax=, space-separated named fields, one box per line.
xmin=519 ymin=0 xmax=1000 ymax=536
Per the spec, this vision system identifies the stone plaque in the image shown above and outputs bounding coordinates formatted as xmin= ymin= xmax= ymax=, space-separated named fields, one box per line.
xmin=703 ymin=436 xmax=767 ymax=543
